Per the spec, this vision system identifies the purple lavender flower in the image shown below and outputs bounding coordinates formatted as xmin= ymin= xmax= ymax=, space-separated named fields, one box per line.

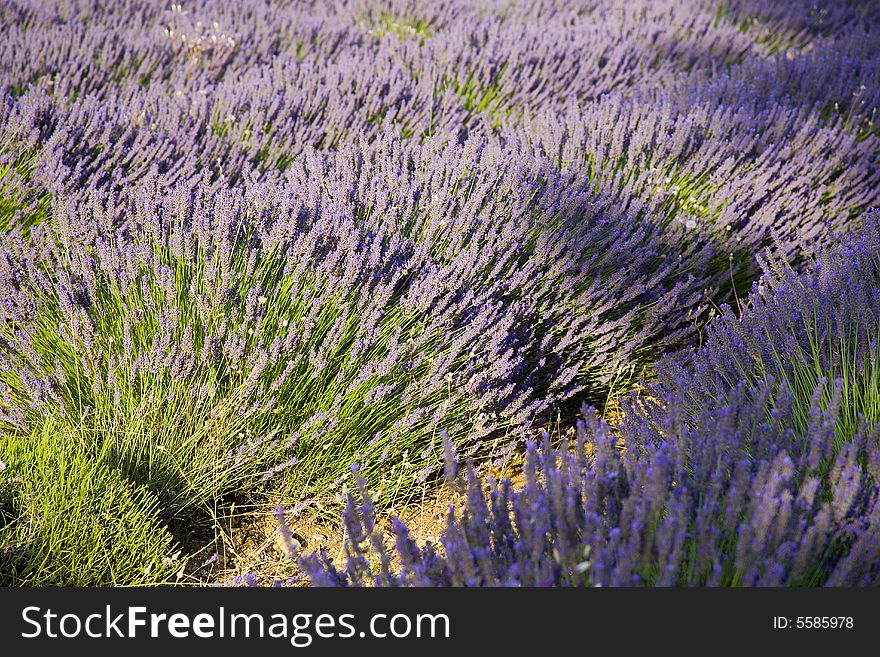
xmin=297 ymin=217 xmax=880 ymax=586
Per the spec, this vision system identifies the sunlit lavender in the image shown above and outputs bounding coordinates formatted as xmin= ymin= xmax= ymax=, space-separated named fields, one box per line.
xmin=0 ymin=0 xmax=878 ymax=586
xmin=295 ymin=214 xmax=880 ymax=586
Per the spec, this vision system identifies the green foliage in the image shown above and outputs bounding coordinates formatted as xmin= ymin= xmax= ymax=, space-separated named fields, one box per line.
xmin=445 ymin=67 xmax=514 ymax=127
xmin=732 ymin=298 xmax=880 ymax=450
xmin=0 ymin=420 xmax=181 ymax=586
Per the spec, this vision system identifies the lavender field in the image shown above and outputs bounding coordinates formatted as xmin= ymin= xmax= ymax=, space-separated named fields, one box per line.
xmin=0 ymin=0 xmax=879 ymax=586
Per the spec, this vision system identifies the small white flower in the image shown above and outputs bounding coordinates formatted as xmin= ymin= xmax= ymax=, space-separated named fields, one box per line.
xmin=162 ymin=549 xmax=182 ymax=567
xmin=685 ymin=219 xmax=697 ymax=230
xmin=258 ymin=295 xmax=268 ymax=304
xmin=0 ymin=459 xmax=6 ymax=471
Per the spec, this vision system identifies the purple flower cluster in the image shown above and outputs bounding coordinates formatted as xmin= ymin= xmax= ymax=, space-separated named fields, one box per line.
xmin=2 ymin=1 xmax=877 ymax=218
xmin=516 ymin=65 xmax=880 ymax=262
xmin=295 ymin=216 xmax=880 ymax=586
xmin=658 ymin=209 xmax=880 ymax=435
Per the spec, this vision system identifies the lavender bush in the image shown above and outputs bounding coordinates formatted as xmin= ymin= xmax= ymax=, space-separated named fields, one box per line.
xmin=293 ymin=214 xmax=880 ymax=586
xmin=0 ymin=0 xmax=878 ymax=584
xmin=657 ymin=209 xmax=880 ymax=450
xmin=514 ymin=42 xmax=880 ymax=263
xmin=0 ymin=132 xmax=712 ymax=512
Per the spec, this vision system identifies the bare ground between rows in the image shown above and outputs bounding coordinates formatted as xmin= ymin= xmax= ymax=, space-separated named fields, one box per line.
xmin=182 ymin=388 xmax=637 ymax=587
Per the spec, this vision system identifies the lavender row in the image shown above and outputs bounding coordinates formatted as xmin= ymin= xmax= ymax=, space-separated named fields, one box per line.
xmin=0 ymin=0 xmax=779 ymax=105
xmin=293 ymin=211 xmax=880 ymax=586
xmin=0 ymin=129 xmax=714 ymax=508
xmin=515 ymin=44 xmax=880 ymax=261
xmin=2 ymin=2 xmax=877 ymax=262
